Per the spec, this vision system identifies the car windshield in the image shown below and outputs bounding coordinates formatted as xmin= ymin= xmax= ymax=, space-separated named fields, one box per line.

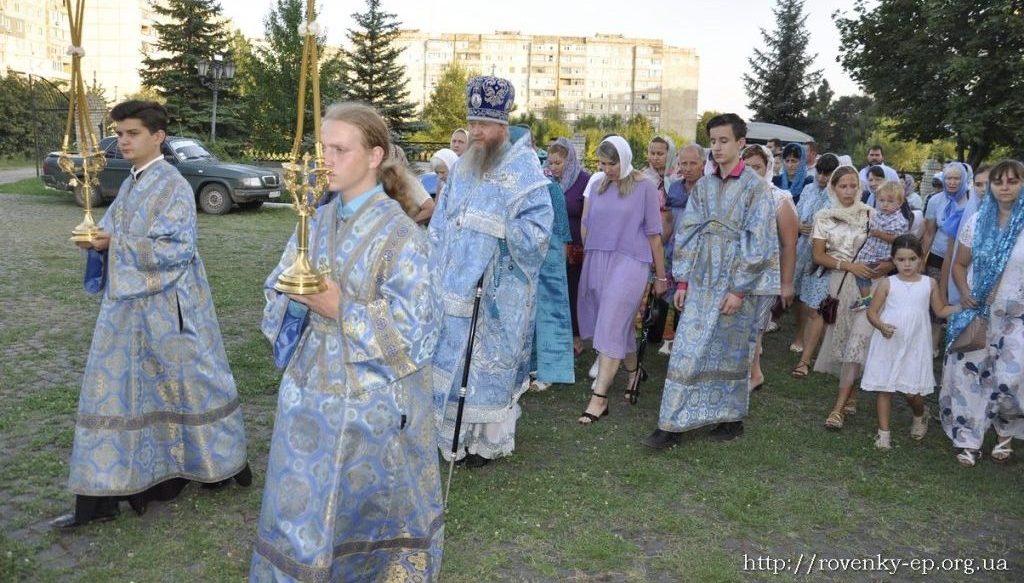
xmin=172 ymin=140 xmax=215 ymax=161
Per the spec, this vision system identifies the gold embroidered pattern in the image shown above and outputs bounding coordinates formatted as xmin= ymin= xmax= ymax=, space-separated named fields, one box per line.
xmin=367 ymin=299 xmax=416 ymax=378
xmin=365 ymin=224 xmax=417 ymax=378
xmin=76 ymin=396 xmax=241 ymax=431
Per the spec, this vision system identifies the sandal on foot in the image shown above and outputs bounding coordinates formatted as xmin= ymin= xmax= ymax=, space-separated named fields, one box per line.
xmin=790 ymin=361 xmax=811 ymax=378
xmin=910 ymin=408 xmax=929 ymax=440
xmin=578 ymin=392 xmax=609 ymax=424
xmin=824 ymin=411 xmax=844 ymax=431
xmin=957 ymin=448 xmax=982 ymax=467
xmin=623 ymin=367 xmax=641 ymax=405
xmin=843 ymin=398 xmax=858 ymax=416
xmin=992 ymin=437 xmax=1013 ymax=462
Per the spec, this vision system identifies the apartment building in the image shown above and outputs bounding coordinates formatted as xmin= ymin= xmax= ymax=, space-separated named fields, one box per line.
xmin=0 ymin=0 xmax=161 ymax=101
xmin=395 ymin=30 xmax=699 ymax=139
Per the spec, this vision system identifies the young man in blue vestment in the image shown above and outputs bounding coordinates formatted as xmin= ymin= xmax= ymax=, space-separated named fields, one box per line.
xmin=430 ymin=76 xmax=554 ymax=467
xmin=53 ymin=101 xmax=250 ymax=528
xmin=643 ymin=113 xmax=780 ymax=448
xmin=252 ymin=103 xmax=444 ymax=582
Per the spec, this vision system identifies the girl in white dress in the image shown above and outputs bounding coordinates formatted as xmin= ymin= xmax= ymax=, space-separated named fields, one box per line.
xmin=862 ymin=235 xmax=961 ymax=449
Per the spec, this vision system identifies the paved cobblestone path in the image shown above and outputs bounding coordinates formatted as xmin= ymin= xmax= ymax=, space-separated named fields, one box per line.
xmin=0 ymin=167 xmax=38 ymax=184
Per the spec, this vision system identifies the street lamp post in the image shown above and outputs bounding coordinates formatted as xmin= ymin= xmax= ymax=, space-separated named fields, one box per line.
xmin=197 ymin=56 xmax=235 ymax=142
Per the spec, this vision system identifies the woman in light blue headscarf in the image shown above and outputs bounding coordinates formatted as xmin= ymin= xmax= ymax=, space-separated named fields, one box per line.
xmin=921 ymin=162 xmax=972 ymax=281
xmin=940 ymin=159 xmax=1024 ymax=466
xmin=773 ymin=143 xmax=811 ymax=204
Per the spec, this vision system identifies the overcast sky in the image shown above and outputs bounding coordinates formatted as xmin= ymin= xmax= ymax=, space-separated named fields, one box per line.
xmin=217 ymin=0 xmax=870 ymax=117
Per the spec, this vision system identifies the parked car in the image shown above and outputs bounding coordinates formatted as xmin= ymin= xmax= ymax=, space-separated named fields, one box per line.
xmin=41 ymin=136 xmax=282 ymax=214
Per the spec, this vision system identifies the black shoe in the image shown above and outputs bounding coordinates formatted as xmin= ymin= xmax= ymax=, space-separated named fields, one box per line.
xmin=126 ymin=493 xmax=147 ymax=516
xmin=49 ymin=508 xmax=119 ymax=529
xmin=463 ymin=453 xmax=491 ymax=468
xmin=234 ymin=463 xmax=253 ymax=487
xmin=201 ymin=479 xmax=232 ymax=491
xmin=709 ymin=421 xmax=744 ymax=442
xmin=642 ymin=429 xmax=682 ymax=449
xmin=203 ymin=463 xmax=253 ymax=490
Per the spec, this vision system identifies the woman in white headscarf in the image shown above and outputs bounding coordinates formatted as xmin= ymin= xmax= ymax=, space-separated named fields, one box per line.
xmin=741 ymin=145 xmax=798 ymax=390
xmin=429 ymin=148 xmax=458 ymax=202
xmin=576 ymin=136 xmax=667 ymax=424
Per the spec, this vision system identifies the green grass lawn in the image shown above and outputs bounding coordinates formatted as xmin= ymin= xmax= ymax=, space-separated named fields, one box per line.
xmin=0 ymin=177 xmax=64 ymax=197
xmin=0 ymin=193 xmax=1020 ymax=582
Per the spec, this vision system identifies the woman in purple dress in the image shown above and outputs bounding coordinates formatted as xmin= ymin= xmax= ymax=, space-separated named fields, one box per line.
xmin=547 ymin=138 xmax=591 ymax=356
xmin=577 ymin=136 xmax=667 ymax=424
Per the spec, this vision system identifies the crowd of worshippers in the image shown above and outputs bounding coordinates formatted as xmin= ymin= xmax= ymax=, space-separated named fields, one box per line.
xmin=54 ymin=75 xmax=1022 ymax=582
xmin=424 ymin=121 xmax=1023 ymax=461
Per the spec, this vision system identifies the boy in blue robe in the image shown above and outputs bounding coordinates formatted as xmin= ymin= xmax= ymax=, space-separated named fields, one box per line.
xmin=53 ymin=100 xmax=250 ymax=528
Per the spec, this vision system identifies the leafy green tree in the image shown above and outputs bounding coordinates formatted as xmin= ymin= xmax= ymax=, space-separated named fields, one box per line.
xmin=837 ymin=0 xmax=1024 ymax=167
xmin=802 ymin=79 xmax=834 ymax=148
xmin=510 ymin=111 xmax=571 ymax=146
xmin=816 ymin=95 xmax=879 ymax=159
xmin=0 ymin=74 xmax=67 ymax=159
xmin=743 ymin=0 xmax=822 ymax=127
xmin=620 ymin=114 xmax=655 ymax=163
xmin=240 ymin=0 xmax=345 ymax=154
xmin=0 ymin=74 xmax=37 ymax=158
xmin=139 ymin=0 xmax=240 ymax=141
xmin=855 ymin=119 xmax=956 ymax=171
xmin=420 ymin=62 xmax=471 ymax=141
xmin=342 ymin=0 xmax=420 ymax=139
xmin=694 ymin=110 xmax=722 ymax=147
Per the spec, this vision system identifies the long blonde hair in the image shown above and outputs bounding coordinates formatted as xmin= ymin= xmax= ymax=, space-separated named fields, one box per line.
xmin=322 ymin=102 xmax=420 ymax=217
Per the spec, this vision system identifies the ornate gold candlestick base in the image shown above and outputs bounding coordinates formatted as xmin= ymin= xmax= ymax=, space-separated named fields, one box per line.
xmin=70 ymin=210 xmax=100 ymax=242
xmin=273 ymin=211 xmax=326 ymax=295
xmin=274 ymin=252 xmax=327 ymax=294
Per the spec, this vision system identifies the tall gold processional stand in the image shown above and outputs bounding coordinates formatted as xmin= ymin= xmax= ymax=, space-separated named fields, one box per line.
xmin=273 ymin=0 xmax=330 ymax=295
xmin=61 ymin=0 xmax=106 ymax=243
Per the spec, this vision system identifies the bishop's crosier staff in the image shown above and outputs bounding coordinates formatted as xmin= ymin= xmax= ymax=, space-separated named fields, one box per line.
xmin=445 ymin=274 xmax=486 ymax=509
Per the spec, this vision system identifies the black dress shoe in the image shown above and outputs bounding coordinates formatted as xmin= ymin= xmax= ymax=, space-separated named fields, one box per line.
xmin=709 ymin=421 xmax=744 ymax=442
xmin=49 ymin=508 xmax=119 ymax=529
xmin=642 ymin=429 xmax=682 ymax=449
xmin=126 ymin=493 xmax=147 ymax=516
xmin=200 ymin=479 xmax=232 ymax=491
xmin=234 ymin=463 xmax=253 ymax=487
xmin=463 ymin=453 xmax=491 ymax=468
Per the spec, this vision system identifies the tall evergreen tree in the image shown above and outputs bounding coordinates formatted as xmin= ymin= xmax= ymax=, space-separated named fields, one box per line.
xmin=420 ymin=62 xmax=470 ymax=141
xmin=139 ymin=0 xmax=239 ymax=141
xmin=342 ymin=0 xmax=421 ymax=139
xmin=743 ymin=0 xmax=822 ymax=127
xmin=241 ymin=0 xmax=345 ymax=153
